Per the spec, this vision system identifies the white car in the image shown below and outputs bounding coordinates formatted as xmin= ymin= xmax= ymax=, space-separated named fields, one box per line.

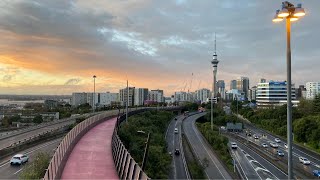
xmin=262 ymin=143 xmax=268 ymax=148
xmin=10 ymin=154 xmax=29 ymax=165
xmin=299 ymin=157 xmax=311 ymax=165
xmin=284 ymin=143 xmax=288 ymax=148
xmin=275 ymin=138 xmax=281 ymax=143
xmin=231 ymin=142 xmax=238 ymax=149
xmin=174 ymin=128 xmax=178 ymax=134
xmin=254 ymin=134 xmax=259 ymax=139
xmin=270 ymin=142 xmax=279 ymax=148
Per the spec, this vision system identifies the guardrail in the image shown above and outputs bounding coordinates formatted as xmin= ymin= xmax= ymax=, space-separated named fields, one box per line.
xmin=43 ymin=106 xmax=181 ymax=180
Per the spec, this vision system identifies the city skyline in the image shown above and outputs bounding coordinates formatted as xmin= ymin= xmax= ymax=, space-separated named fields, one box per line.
xmin=0 ymin=0 xmax=319 ymax=96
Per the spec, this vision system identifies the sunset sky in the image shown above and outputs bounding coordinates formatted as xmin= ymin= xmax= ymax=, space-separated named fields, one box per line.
xmin=0 ymin=0 xmax=319 ymax=96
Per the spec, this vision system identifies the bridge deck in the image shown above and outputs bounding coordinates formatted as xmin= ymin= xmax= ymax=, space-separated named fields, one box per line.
xmin=61 ymin=117 xmax=118 ymax=179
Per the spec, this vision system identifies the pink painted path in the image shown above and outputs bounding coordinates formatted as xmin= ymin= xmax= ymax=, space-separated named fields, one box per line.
xmin=61 ymin=117 xmax=119 ymax=179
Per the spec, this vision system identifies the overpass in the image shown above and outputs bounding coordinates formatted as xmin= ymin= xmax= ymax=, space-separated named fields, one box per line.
xmin=43 ymin=107 xmax=182 ymax=179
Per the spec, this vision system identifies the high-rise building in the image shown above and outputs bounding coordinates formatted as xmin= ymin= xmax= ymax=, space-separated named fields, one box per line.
xmin=86 ymin=92 xmax=99 ymax=108
xmin=174 ymin=91 xmax=188 ymax=102
xmin=259 ymin=78 xmax=267 ymax=83
xmin=134 ymin=88 xmax=148 ymax=106
xmin=217 ymin=80 xmax=225 ymax=99
xmin=148 ymin=89 xmax=164 ymax=103
xmin=230 ymin=80 xmax=237 ymax=90
xmin=99 ymin=92 xmax=119 ymax=106
xmin=306 ymin=82 xmax=320 ymax=100
xmin=236 ymin=77 xmax=250 ymax=99
xmin=256 ymin=81 xmax=297 ymax=107
xmin=248 ymin=86 xmax=257 ymax=101
xmin=119 ymin=87 xmax=135 ymax=106
xmin=71 ymin=92 xmax=87 ymax=106
xmin=195 ymin=88 xmax=210 ymax=103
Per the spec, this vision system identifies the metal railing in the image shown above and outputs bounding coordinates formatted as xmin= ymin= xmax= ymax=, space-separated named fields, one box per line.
xmin=43 ymin=106 xmax=181 ymax=180
xmin=43 ymin=110 xmax=119 ymax=180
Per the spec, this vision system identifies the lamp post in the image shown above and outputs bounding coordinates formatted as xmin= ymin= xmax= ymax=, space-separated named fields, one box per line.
xmin=137 ymin=130 xmax=151 ymax=171
xmin=272 ymin=2 xmax=305 ymax=179
xmin=93 ymin=75 xmax=97 ymax=113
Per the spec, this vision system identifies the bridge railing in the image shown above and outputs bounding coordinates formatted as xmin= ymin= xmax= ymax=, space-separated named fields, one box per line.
xmin=43 ymin=110 xmax=119 ymax=180
xmin=111 ymin=106 xmax=182 ymax=180
xmin=43 ymin=106 xmax=181 ymax=180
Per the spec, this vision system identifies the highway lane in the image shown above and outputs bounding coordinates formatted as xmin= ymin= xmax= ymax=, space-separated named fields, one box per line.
xmin=229 ymin=136 xmax=288 ymax=180
xmin=183 ymin=113 xmax=232 ymax=179
xmin=0 ymin=112 xmax=100 ymax=141
xmin=166 ymin=115 xmax=189 ymax=179
xmin=243 ymin=126 xmax=320 ymax=176
xmin=0 ymin=138 xmax=62 ymax=179
xmin=238 ymin=114 xmax=320 ymax=166
xmin=0 ymin=120 xmax=73 ymax=150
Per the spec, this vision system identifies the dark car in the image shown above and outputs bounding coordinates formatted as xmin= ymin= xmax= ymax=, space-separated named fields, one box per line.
xmin=174 ymin=118 xmax=177 ymax=121
xmin=313 ymin=170 xmax=320 ymax=178
xmin=174 ymin=149 xmax=180 ymax=155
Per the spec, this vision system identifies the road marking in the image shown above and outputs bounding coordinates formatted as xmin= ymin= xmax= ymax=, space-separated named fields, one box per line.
xmin=231 ymin=149 xmax=249 ymax=180
xmin=237 ymin=138 xmax=288 ymax=177
xmin=190 ymin=117 xmax=227 ymax=179
xmin=178 ymin=118 xmax=190 ymax=180
xmin=13 ymin=168 xmax=24 ymax=175
xmin=183 ymin=115 xmax=210 ymax=179
xmin=0 ymin=138 xmax=61 ymax=168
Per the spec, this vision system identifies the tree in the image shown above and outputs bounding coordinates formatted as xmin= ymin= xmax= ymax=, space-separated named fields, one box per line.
xmin=313 ymin=94 xmax=320 ymax=114
xmin=33 ymin=115 xmax=43 ymax=124
xmin=19 ymin=152 xmax=50 ymax=179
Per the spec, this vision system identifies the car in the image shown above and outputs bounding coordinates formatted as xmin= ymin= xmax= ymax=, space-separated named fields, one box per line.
xmin=270 ymin=142 xmax=279 ymax=148
xmin=174 ymin=128 xmax=178 ymax=134
xmin=284 ymin=143 xmax=288 ymax=149
xmin=275 ymin=138 xmax=281 ymax=143
xmin=174 ymin=118 xmax=177 ymax=121
xmin=174 ymin=149 xmax=180 ymax=155
xmin=231 ymin=142 xmax=238 ymax=149
xmin=313 ymin=170 xmax=320 ymax=177
xmin=261 ymin=143 xmax=268 ymax=148
xmin=10 ymin=154 xmax=29 ymax=165
xmin=254 ymin=134 xmax=259 ymax=139
xmin=277 ymin=150 xmax=284 ymax=156
xmin=299 ymin=157 xmax=311 ymax=165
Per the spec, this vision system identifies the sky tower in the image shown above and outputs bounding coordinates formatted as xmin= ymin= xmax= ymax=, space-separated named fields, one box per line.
xmin=211 ymin=34 xmax=219 ymax=98
xmin=211 ymin=33 xmax=219 ymax=131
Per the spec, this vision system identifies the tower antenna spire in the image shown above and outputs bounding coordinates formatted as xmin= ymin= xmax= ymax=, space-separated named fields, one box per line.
xmin=214 ymin=32 xmax=216 ymax=55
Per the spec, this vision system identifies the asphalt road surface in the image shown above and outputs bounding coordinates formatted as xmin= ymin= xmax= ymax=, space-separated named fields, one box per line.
xmin=0 ymin=120 xmax=73 ymax=150
xmin=229 ymin=136 xmax=288 ymax=180
xmin=166 ymin=115 xmax=189 ymax=179
xmin=243 ymin=124 xmax=320 ymax=177
xmin=183 ymin=112 xmax=232 ymax=179
xmin=0 ymin=138 xmax=62 ymax=179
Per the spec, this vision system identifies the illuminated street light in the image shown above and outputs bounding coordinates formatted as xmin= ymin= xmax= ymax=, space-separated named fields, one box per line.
xmin=272 ymin=1 xmax=306 ymax=179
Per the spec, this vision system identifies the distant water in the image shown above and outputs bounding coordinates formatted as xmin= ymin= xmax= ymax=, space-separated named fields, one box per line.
xmin=0 ymin=99 xmax=44 ymax=106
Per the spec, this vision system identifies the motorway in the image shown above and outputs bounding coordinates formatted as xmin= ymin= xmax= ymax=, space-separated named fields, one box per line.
xmin=228 ymin=136 xmax=288 ymax=180
xmin=0 ymin=112 xmax=102 ymax=150
xmin=243 ymin=122 xmax=320 ymax=177
xmin=0 ymin=138 xmax=62 ymax=179
xmin=166 ymin=115 xmax=189 ymax=179
xmin=183 ymin=113 xmax=232 ymax=179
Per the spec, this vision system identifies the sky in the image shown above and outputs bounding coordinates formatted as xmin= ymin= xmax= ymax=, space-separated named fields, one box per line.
xmin=0 ymin=0 xmax=319 ymax=96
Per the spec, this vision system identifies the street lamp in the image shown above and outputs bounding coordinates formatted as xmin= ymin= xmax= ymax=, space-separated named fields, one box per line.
xmin=93 ymin=75 xmax=96 ymax=113
xmin=137 ymin=130 xmax=151 ymax=171
xmin=272 ymin=2 xmax=305 ymax=179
